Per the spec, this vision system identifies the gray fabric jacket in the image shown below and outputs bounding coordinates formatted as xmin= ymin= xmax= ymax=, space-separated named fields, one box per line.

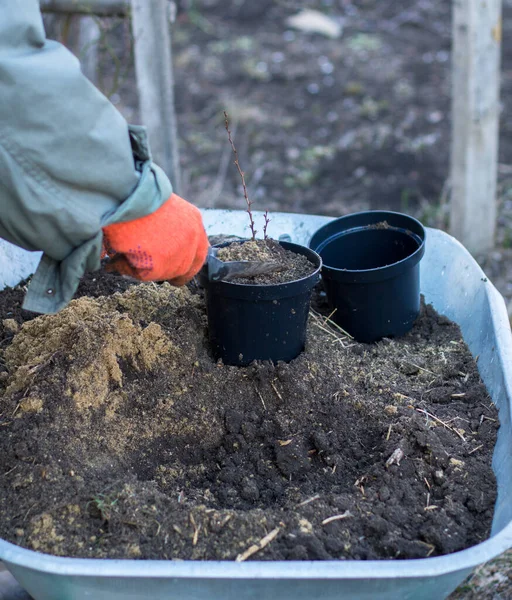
xmin=0 ymin=0 xmax=172 ymax=313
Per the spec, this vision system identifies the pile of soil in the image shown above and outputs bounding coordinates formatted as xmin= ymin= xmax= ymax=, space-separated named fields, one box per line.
xmin=0 ymin=268 xmax=498 ymax=561
xmin=215 ymin=238 xmax=316 ymax=284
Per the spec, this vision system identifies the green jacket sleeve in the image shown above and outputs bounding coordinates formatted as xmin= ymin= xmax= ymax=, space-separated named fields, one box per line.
xmin=0 ymin=0 xmax=172 ymax=313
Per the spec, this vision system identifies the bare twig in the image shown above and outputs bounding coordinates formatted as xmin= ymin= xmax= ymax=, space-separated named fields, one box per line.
xmin=254 ymin=384 xmax=266 ymax=411
xmin=310 ymin=308 xmax=353 ymax=340
xmin=312 ymin=320 xmax=340 ymax=340
xmin=402 ymin=361 xmax=436 ymax=375
xmin=270 ymin=380 xmax=284 ymax=402
xmin=263 ymin=211 xmax=271 ymax=239
xmin=2 ymin=465 xmax=18 ymax=477
xmin=236 ymin=527 xmax=281 ymax=562
xmin=416 ymin=408 xmax=466 ymax=441
xmin=190 ymin=513 xmax=201 ymax=546
xmin=298 ymin=494 xmax=320 ymax=507
xmin=224 ymin=111 xmax=256 ymax=239
xmin=321 ymin=511 xmax=352 ymax=526
xmin=468 ymin=444 xmax=484 ymax=455
xmin=323 ymin=308 xmax=337 ymax=325
xmin=23 ymin=503 xmax=39 ymax=523
xmin=310 ymin=313 xmax=347 ymax=346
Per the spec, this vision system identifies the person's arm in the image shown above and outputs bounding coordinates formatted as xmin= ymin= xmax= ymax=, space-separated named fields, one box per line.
xmin=0 ymin=1 xmax=206 ymax=314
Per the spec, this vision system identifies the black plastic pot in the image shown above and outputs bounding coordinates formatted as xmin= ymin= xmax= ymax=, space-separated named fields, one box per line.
xmin=199 ymin=241 xmax=322 ymax=366
xmin=309 ymin=211 xmax=426 ymax=343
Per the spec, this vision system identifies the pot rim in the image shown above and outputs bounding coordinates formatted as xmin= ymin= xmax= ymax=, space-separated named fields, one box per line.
xmin=201 ymin=239 xmax=322 ymax=289
xmin=309 ymin=210 xmax=426 ymax=283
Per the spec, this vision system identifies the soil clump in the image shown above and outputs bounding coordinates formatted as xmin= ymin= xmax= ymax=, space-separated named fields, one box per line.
xmin=216 ymin=238 xmax=316 ymax=284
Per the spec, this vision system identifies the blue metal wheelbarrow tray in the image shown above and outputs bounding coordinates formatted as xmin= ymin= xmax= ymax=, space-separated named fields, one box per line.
xmin=0 ymin=209 xmax=511 ymax=600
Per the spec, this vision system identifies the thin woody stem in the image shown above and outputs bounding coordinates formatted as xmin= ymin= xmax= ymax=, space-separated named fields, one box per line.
xmin=263 ymin=210 xmax=271 ymax=240
xmin=224 ymin=111 xmax=257 ymax=240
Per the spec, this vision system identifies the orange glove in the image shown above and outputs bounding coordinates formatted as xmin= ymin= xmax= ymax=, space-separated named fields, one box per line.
xmin=102 ymin=193 xmax=209 ymax=285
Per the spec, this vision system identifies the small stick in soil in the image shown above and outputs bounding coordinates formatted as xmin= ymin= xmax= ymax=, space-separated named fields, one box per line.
xmin=313 ymin=321 xmax=340 ymax=340
xmin=386 ymin=424 xmax=393 ymax=441
xmin=121 ymin=520 xmax=139 ymax=528
xmin=224 ymin=111 xmax=257 ymax=240
xmin=321 ymin=511 xmax=352 ymax=526
xmin=298 ymin=494 xmax=320 ymax=507
xmin=193 ymin=524 xmax=201 ymax=546
xmin=254 ymin=384 xmax=266 ymax=410
xmin=154 ymin=519 xmax=162 ymax=536
xmin=445 ymin=416 xmax=470 ymax=425
xmin=402 ymin=361 xmax=435 ymax=375
xmin=415 ymin=540 xmax=436 ymax=557
xmin=190 ymin=513 xmax=201 ymax=546
xmin=481 ymin=415 xmax=497 ymax=423
xmin=236 ymin=527 xmax=281 ymax=562
xmin=217 ymin=515 xmax=233 ymax=531
xmin=23 ymin=503 xmax=38 ymax=523
xmin=2 ymin=465 xmax=18 ymax=477
xmin=312 ymin=308 xmax=353 ymax=340
xmin=270 ymin=380 xmax=284 ymax=402
xmin=323 ymin=308 xmax=338 ymax=326
xmin=354 ymin=475 xmax=367 ymax=495
xmin=468 ymin=444 xmax=484 ymax=455
xmin=310 ymin=312 xmax=350 ymax=345
xmin=416 ymin=408 xmax=466 ymax=441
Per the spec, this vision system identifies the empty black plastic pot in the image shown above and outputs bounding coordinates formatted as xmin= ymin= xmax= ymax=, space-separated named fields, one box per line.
xmin=309 ymin=211 xmax=426 ymax=343
xmin=199 ymin=241 xmax=322 ymax=366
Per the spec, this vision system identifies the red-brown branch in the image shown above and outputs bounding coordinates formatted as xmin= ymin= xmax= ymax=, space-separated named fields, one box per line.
xmin=263 ymin=210 xmax=271 ymax=240
xmin=224 ymin=111 xmax=257 ymax=240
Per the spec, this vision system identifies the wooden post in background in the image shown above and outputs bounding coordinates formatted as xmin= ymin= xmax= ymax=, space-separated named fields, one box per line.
xmin=41 ymin=0 xmax=181 ymax=192
xmin=450 ymin=0 xmax=502 ymax=254
xmin=130 ymin=0 xmax=181 ymax=192
xmin=77 ymin=16 xmax=100 ymax=84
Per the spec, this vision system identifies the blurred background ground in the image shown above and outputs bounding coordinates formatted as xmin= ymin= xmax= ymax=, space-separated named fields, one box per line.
xmin=5 ymin=1 xmax=505 ymax=598
xmin=45 ymin=0 xmax=512 ymax=314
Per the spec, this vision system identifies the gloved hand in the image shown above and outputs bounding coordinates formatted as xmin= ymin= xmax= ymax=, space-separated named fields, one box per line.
xmin=102 ymin=193 xmax=209 ymax=285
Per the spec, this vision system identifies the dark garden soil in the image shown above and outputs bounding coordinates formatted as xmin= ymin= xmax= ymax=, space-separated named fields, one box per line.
xmin=216 ymin=238 xmax=316 ymax=284
xmin=0 ymin=267 xmax=498 ymax=562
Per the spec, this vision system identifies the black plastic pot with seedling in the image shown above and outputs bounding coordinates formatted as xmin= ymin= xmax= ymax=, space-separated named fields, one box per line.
xmin=200 ymin=113 xmax=321 ymax=367
xmin=309 ymin=210 xmax=426 ymax=343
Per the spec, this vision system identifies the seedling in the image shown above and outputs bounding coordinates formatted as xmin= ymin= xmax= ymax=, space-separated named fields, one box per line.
xmin=88 ymin=493 xmax=119 ymax=522
xmin=224 ymin=111 xmax=270 ymax=240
